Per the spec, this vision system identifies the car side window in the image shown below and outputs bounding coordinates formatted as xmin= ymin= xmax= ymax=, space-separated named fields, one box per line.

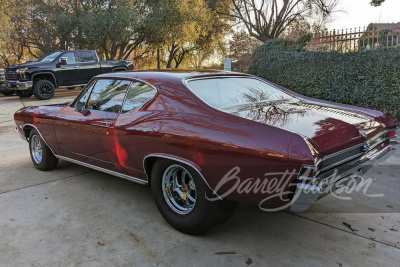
xmin=59 ymin=52 xmax=76 ymax=64
xmin=121 ymin=81 xmax=157 ymax=113
xmin=87 ymin=79 xmax=131 ymax=113
xmin=74 ymin=81 xmax=96 ymax=111
xmin=76 ymin=51 xmax=95 ymax=63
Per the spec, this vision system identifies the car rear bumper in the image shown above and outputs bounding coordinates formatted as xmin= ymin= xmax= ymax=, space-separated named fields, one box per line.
xmin=6 ymin=80 xmax=33 ymax=91
xmin=290 ymin=139 xmax=399 ymax=212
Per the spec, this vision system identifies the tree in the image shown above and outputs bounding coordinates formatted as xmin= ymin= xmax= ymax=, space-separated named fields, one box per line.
xmin=229 ymin=31 xmax=262 ymax=71
xmin=0 ymin=0 xmax=32 ymax=67
xmin=370 ymin=0 xmax=385 ymax=6
xmin=144 ymin=0 xmax=212 ymax=68
xmin=230 ymin=0 xmax=339 ymax=42
xmin=28 ymin=0 xmax=146 ymax=60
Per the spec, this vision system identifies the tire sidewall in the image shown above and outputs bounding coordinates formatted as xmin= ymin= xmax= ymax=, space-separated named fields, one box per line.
xmin=151 ymin=159 xmax=219 ymax=233
xmin=29 ymin=130 xmax=47 ymax=170
xmin=33 ymin=80 xmax=55 ymax=100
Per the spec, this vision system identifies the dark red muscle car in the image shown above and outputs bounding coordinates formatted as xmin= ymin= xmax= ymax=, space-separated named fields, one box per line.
xmin=14 ymin=70 xmax=399 ymax=234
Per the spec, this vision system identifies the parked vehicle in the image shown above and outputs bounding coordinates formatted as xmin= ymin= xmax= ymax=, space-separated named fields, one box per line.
xmin=3 ymin=50 xmax=135 ymax=100
xmin=0 ymin=69 xmax=13 ymax=96
xmin=14 ymin=70 xmax=399 ymax=234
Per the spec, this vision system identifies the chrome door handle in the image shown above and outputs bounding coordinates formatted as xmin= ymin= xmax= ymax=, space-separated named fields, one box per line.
xmin=101 ymin=121 xmax=113 ymax=127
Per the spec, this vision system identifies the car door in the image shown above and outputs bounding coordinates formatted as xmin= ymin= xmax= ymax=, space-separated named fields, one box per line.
xmin=113 ymin=81 xmax=158 ymax=178
xmin=54 ymin=52 xmax=80 ymax=86
xmin=75 ymin=51 xmax=101 ymax=84
xmin=54 ymin=78 xmax=131 ymax=172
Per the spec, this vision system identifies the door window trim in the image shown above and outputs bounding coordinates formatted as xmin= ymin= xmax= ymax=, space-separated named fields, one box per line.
xmin=71 ymin=77 xmax=158 ymax=113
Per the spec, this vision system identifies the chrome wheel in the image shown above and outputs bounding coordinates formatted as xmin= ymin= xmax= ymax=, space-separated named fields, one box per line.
xmin=30 ymin=135 xmax=43 ymax=164
xmin=162 ymin=164 xmax=197 ymax=215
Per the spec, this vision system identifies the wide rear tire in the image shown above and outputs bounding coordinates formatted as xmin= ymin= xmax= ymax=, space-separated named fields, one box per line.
xmin=29 ymin=129 xmax=59 ymax=171
xmin=151 ymin=159 xmax=237 ymax=235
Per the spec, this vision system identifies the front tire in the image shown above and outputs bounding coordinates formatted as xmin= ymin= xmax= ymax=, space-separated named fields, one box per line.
xmin=29 ymin=129 xmax=58 ymax=171
xmin=151 ymin=159 xmax=237 ymax=235
xmin=33 ymin=80 xmax=55 ymax=100
xmin=15 ymin=91 xmax=33 ymax=98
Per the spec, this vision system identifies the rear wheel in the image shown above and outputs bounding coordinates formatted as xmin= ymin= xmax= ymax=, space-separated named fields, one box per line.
xmin=1 ymin=91 xmax=14 ymax=96
xmin=151 ymin=159 xmax=237 ymax=235
xmin=33 ymin=80 xmax=55 ymax=100
xmin=29 ymin=129 xmax=58 ymax=171
xmin=15 ymin=91 xmax=33 ymax=98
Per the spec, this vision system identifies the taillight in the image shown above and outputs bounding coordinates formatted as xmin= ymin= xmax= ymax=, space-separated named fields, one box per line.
xmin=386 ymin=130 xmax=396 ymax=138
xmin=132 ymin=60 xmax=136 ymax=70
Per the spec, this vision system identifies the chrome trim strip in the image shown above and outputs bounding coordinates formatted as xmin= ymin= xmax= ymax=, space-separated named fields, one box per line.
xmin=58 ymin=84 xmax=86 ymax=88
xmin=143 ymin=153 xmax=221 ymax=199
xmin=56 ymin=155 xmax=148 ymax=185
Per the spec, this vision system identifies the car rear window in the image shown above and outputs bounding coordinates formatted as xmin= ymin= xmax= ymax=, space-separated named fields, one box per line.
xmin=186 ymin=77 xmax=294 ymax=109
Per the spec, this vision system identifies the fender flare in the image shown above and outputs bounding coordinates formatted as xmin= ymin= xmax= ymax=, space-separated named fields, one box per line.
xmin=31 ymin=72 xmax=57 ymax=87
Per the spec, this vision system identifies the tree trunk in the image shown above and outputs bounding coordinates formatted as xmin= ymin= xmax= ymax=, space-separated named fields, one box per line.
xmin=157 ymin=48 xmax=161 ymax=69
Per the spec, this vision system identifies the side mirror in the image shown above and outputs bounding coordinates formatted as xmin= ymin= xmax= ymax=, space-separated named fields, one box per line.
xmin=60 ymin=57 xmax=68 ymax=65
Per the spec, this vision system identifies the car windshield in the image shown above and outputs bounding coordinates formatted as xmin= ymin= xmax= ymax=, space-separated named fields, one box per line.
xmin=38 ymin=51 xmax=63 ymax=63
xmin=186 ymin=77 xmax=294 ymax=109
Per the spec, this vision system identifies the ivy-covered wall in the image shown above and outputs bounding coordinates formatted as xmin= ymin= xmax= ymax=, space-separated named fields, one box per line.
xmin=249 ymin=40 xmax=400 ymax=124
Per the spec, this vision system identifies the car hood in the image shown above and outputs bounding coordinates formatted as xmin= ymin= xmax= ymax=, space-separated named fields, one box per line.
xmin=6 ymin=61 xmax=52 ymax=69
xmin=221 ymin=99 xmax=384 ymax=156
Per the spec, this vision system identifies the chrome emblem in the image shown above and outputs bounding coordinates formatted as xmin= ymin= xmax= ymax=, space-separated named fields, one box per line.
xmin=359 ymin=131 xmax=367 ymax=138
xmin=362 ymin=144 xmax=370 ymax=152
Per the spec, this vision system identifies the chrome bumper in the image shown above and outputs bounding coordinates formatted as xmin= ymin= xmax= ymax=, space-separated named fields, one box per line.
xmin=14 ymin=126 xmax=26 ymax=141
xmin=290 ymin=139 xmax=399 ymax=212
xmin=7 ymin=80 xmax=33 ymax=90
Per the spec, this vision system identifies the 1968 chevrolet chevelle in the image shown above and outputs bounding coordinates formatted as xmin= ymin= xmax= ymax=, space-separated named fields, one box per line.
xmin=14 ymin=70 xmax=399 ymax=234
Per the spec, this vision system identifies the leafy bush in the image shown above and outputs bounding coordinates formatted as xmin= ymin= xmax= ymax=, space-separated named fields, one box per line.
xmin=249 ymin=40 xmax=400 ymax=124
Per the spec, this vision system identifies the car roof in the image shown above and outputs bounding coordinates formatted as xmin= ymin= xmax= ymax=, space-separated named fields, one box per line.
xmin=96 ymin=69 xmax=252 ymax=81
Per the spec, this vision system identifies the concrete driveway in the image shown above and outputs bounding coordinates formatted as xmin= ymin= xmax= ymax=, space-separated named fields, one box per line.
xmin=0 ymin=92 xmax=399 ymax=266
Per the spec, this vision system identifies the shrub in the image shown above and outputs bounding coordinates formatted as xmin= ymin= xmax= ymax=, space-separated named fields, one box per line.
xmin=249 ymin=40 xmax=400 ymax=124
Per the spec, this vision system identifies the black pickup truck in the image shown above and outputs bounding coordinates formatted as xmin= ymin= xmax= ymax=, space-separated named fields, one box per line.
xmin=2 ymin=50 xmax=135 ymax=100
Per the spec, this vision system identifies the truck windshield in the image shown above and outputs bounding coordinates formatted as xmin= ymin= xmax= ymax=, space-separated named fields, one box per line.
xmin=38 ymin=51 xmax=63 ymax=63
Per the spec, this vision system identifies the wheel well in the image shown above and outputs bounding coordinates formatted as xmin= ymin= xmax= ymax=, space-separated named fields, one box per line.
xmin=33 ymin=74 xmax=56 ymax=87
xmin=143 ymin=157 xmax=158 ymax=184
xmin=23 ymin=125 xmax=33 ymax=140
xmin=143 ymin=156 xmax=207 ymax=188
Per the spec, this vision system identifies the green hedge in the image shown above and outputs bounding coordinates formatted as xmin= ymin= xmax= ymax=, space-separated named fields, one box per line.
xmin=249 ymin=40 xmax=400 ymax=124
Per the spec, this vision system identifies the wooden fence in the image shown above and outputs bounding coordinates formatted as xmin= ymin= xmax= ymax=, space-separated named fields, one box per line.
xmin=307 ymin=24 xmax=400 ymax=53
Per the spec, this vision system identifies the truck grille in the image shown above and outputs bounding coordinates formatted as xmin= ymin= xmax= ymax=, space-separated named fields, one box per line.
xmin=5 ymin=68 xmax=18 ymax=80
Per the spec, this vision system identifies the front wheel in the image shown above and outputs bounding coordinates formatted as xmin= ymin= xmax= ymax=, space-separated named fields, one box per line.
xmin=29 ymin=129 xmax=59 ymax=171
xmin=33 ymin=80 xmax=55 ymax=100
xmin=151 ymin=159 xmax=237 ymax=235
xmin=15 ymin=90 xmax=33 ymax=98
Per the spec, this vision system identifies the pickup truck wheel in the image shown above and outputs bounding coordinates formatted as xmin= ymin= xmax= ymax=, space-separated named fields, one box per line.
xmin=1 ymin=91 xmax=14 ymax=96
xmin=28 ymin=129 xmax=58 ymax=171
xmin=33 ymin=80 xmax=55 ymax=100
xmin=151 ymin=159 xmax=237 ymax=235
xmin=15 ymin=91 xmax=33 ymax=98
